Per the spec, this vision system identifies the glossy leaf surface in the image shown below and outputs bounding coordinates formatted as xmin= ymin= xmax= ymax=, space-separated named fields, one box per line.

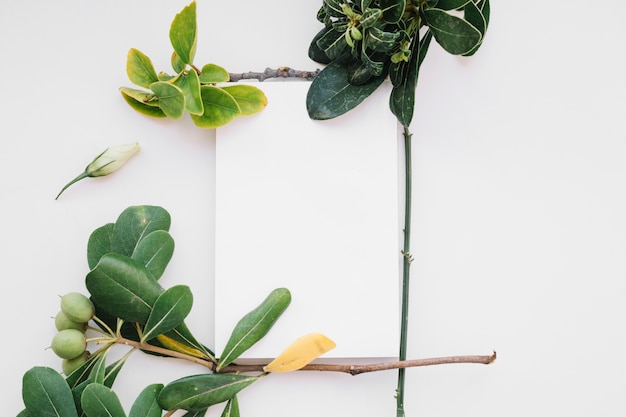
xmin=198 ymin=63 xmax=230 ymax=83
xmin=306 ymin=60 xmax=387 ymax=120
xmin=129 ymin=384 xmax=164 ymax=417
xmin=217 ymin=288 xmax=291 ymax=371
xmin=220 ymin=85 xmax=268 ymax=116
xmin=131 ymin=230 xmax=174 ymax=280
xmin=158 ymin=374 xmax=257 ymax=411
xmin=22 ymin=367 xmax=77 ymax=417
xmin=120 ymin=89 xmax=166 ymax=118
xmin=142 ymin=285 xmax=193 ymax=342
xmin=150 ymin=81 xmax=186 ymax=119
xmin=170 ymin=1 xmax=197 ymax=65
xmin=81 ymin=384 xmax=126 ymax=417
xmin=111 ymin=205 xmax=171 ymax=258
xmin=87 ymin=223 xmax=114 ymax=269
xmin=190 ymin=86 xmax=241 ymax=129
xmin=423 ymin=8 xmax=482 ymax=55
xmin=86 ymin=253 xmax=162 ymax=324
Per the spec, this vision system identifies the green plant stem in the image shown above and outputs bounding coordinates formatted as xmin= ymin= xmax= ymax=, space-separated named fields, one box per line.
xmin=397 ymin=125 xmax=413 ymax=417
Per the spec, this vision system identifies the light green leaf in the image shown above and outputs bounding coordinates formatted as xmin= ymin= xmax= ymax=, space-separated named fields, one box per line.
xmin=81 ymin=384 xmax=126 ymax=417
xmin=174 ymin=70 xmax=204 ymax=115
xmin=220 ymin=85 xmax=268 ymax=116
xmin=129 ymin=384 xmax=164 ymax=417
xmin=423 ymin=8 xmax=482 ymax=55
xmin=150 ymin=81 xmax=186 ymax=119
xmin=86 ymin=253 xmax=163 ymax=324
xmin=170 ymin=1 xmax=197 ymax=65
xmin=22 ymin=367 xmax=78 ymax=417
xmin=198 ymin=63 xmax=230 ymax=83
xmin=158 ymin=374 xmax=258 ymax=411
xmin=217 ymin=288 xmax=291 ymax=371
xmin=190 ymin=86 xmax=241 ymax=129
xmin=142 ymin=285 xmax=193 ymax=342
xmin=131 ymin=230 xmax=175 ymax=280
xmin=171 ymin=51 xmax=185 ymax=73
xmin=126 ymin=48 xmax=159 ymax=88
xmin=111 ymin=205 xmax=171 ymax=258
xmin=120 ymin=88 xmax=166 ymax=118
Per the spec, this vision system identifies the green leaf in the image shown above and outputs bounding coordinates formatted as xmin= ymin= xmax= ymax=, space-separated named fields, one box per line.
xmin=217 ymin=288 xmax=291 ymax=371
xmin=87 ymin=223 xmax=114 ymax=270
xmin=131 ymin=230 xmax=175 ymax=280
xmin=198 ymin=63 xmax=230 ymax=83
xmin=360 ymin=8 xmax=382 ymax=28
xmin=150 ymin=81 xmax=186 ymax=119
xmin=423 ymin=8 xmax=482 ymax=55
xmin=129 ymin=384 xmax=164 ymax=417
xmin=323 ymin=0 xmax=344 ymax=17
xmin=86 ymin=253 xmax=163 ymax=324
xmin=126 ymin=48 xmax=159 ymax=88
xmin=462 ymin=0 xmax=488 ymax=56
xmin=478 ymin=0 xmax=490 ymax=27
xmin=88 ymin=352 xmax=108 ymax=385
xmin=142 ymin=285 xmax=193 ymax=342
xmin=306 ymin=60 xmax=387 ymax=120
xmin=366 ymin=26 xmax=400 ymax=52
xmin=81 ymin=384 xmax=126 ymax=417
xmin=183 ymin=410 xmax=207 ymax=417
xmin=111 ymin=205 xmax=171 ymax=258
xmin=316 ymin=28 xmax=348 ymax=61
xmin=174 ymin=70 xmax=204 ymax=115
xmin=190 ymin=86 xmax=241 ymax=129
xmin=171 ymin=51 xmax=185 ymax=73
xmin=434 ymin=0 xmax=471 ymax=10
xmin=220 ymin=85 xmax=268 ymax=116
xmin=220 ymin=396 xmax=240 ymax=417
xmin=390 ymin=31 xmax=432 ymax=127
xmin=120 ymin=88 xmax=166 ymax=118
xmin=170 ymin=1 xmax=197 ymax=65
xmin=379 ymin=0 xmax=406 ymax=23
xmin=22 ymin=367 xmax=78 ymax=417
xmin=16 ymin=409 xmax=30 ymax=417
xmin=158 ymin=374 xmax=258 ymax=412
xmin=308 ymin=27 xmax=332 ymax=64
xmin=161 ymin=322 xmax=215 ymax=360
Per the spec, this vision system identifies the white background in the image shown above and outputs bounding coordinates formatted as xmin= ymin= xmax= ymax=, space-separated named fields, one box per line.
xmin=1 ymin=1 xmax=626 ymax=416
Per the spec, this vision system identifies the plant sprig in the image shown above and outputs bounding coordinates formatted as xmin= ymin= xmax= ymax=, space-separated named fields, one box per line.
xmin=120 ymin=1 xmax=268 ymax=128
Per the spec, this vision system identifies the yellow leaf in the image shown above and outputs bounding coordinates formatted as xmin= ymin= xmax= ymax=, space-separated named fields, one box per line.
xmin=156 ymin=334 xmax=206 ymax=359
xmin=263 ymin=333 xmax=336 ymax=373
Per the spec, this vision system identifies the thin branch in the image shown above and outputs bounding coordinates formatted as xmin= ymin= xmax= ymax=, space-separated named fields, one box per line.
xmin=228 ymin=67 xmax=320 ymax=82
xmin=218 ymin=352 xmax=496 ymax=375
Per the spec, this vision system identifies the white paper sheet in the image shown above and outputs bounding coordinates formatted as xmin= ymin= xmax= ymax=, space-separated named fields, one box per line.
xmin=215 ymin=81 xmax=401 ymax=359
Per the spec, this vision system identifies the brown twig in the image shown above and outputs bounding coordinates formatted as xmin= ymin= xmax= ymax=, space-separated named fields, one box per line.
xmin=228 ymin=66 xmax=320 ymax=82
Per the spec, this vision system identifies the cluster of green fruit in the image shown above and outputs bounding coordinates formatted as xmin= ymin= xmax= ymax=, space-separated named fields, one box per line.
xmin=51 ymin=292 xmax=95 ymax=375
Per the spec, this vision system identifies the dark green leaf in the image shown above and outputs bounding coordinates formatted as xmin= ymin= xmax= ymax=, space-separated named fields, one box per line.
xmin=81 ymin=384 xmax=126 ymax=417
xmin=183 ymin=410 xmax=207 ymax=417
xmin=306 ymin=60 xmax=387 ymax=120
xmin=309 ymin=27 xmax=333 ymax=64
xmin=88 ymin=352 xmax=108 ymax=385
xmin=390 ymin=31 xmax=432 ymax=127
xmin=170 ymin=1 xmax=197 ymax=65
xmin=478 ymin=0 xmax=490 ymax=27
xmin=360 ymin=44 xmax=385 ymax=76
xmin=198 ymin=63 xmax=229 ymax=83
xmin=131 ymin=230 xmax=175 ymax=280
xmin=22 ymin=367 xmax=78 ymax=417
xmin=111 ymin=205 xmax=171 ymax=258
xmin=158 ymin=374 xmax=258 ymax=411
xmin=217 ymin=288 xmax=291 ymax=371
xmin=435 ymin=0 xmax=471 ymax=10
xmin=174 ymin=70 xmax=204 ymax=115
xmin=129 ymin=384 xmax=164 ymax=417
xmin=316 ymin=28 xmax=349 ymax=61
xmin=323 ymin=0 xmax=344 ymax=17
xmin=86 ymin=253 xmax=162 ymax=324
xmin=462 ymin=0 xmax=487 ymax=56
xmin=16 ymin=409 xmax=30 ymax=417
xmin=379 ymin=0 xmax=406 ymax=23
xmin=126 ymin=48 xmax=158 ymax=88
xmin=360 ymin=8 xmax=382 ymax=28
xmin=190 ymin=86 xmax=241 ymax=129
xmin=366 ymin=26 xmax=400 ymax=52
xmin=120 ymin=88 xmax=166 ymax=118
xmin=142 ymin=285 xmax=193 ymax=342
xmin=423 ymin=8 xmax=482 ymax=55
xmin=220 ymin=396 xmax=240 ymax=417
xmin=87 ymin=223 xmax=114 ymax=270
xmin=220 ymin=85 xmax=268 ymax=116
xmin=150 ymin=81 xmax=186 ymax=119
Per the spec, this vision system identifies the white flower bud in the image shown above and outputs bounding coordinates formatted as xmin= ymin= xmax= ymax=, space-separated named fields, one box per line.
xmin=56 ymin=142 xmax=140 ymax=200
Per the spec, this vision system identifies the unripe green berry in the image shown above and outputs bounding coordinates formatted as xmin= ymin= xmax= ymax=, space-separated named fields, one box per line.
xmin=60 ymin=292 xmax=95 ymax=323
xmin=51 ymin=329 xmax=86 ymax=359
xmin=62 ymin=351 xmax=90 ymax=375
xmin=54 ymin=310 xmax=86 ymax=332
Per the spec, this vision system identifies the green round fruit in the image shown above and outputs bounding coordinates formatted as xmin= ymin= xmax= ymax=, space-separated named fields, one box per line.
xmin=51 ymin=329 xmax=86 ymax=359
xmin=62 ymin=351 xmax=90 ymax=375
xmin=54 ymin=310 xmax=86 ymax=332
xmin=60 ymin=292 xmax=95 ymax=323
